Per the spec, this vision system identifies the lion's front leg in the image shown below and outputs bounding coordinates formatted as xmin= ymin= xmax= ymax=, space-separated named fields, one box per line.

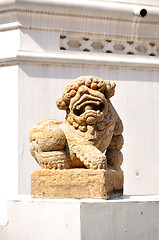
xmin=29 ymin=119 xmax=71 ymax=170
xmin=72 ymin=145 xmax=107 ymax=170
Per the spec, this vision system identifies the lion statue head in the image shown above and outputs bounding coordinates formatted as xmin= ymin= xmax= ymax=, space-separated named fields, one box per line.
xmin=56 ymin=76 xmax=116 ymax=132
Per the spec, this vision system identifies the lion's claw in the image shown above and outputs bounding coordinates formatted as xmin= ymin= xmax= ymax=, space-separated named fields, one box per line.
xmin=72 ymin=145 xmax=107 ymax=170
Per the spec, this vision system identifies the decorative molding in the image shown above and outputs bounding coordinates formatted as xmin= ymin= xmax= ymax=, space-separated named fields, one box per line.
xmin=60 ymin=35 xmax=159 ymax=57
xmin=0 ymin=22 xmax=21 ymax=32
xmin=1 ymin=9 xmax=159 ymax=26
xmin=1 ymin=0 xmax=159 ymax=23
xmin=1 ymin=50 xmax=159 ymax=71
xmin=1 ymin=22 xmax=159 ymax=44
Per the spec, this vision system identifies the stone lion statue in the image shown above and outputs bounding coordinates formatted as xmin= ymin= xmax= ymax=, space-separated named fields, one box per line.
xmin=30 ymin=76 xmax=123 ymax=170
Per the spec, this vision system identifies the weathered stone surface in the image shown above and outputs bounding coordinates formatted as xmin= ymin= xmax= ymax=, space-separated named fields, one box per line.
xmin=31 ymin=168 xmax=123 ymax=199
xmin=30 ymin=76 xmax=124 ymax=171
xmin=30 ymin=76 xmax=124 ymax=198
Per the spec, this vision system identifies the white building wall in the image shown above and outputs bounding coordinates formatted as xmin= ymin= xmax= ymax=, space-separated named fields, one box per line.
xmin=0 ymin=0 xmax=159 ymax=197
xmin=18 ymin=64 xmax=159 ymax=195
xmin=0 ymin=66 xmax=18 ymax=198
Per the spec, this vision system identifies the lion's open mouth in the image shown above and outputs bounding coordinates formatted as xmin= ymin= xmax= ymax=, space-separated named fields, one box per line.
xmin=73 ymin=94 xmax=105 ymax=117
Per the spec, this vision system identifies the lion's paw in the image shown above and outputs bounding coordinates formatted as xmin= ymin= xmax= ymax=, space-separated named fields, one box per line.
xmin=34 ymin=150 xmax=71 ymax=170
xmin=83 ymin=153 xmax=106 ymax=170
xmin=72 ymin=145 xmax=107 ymax=170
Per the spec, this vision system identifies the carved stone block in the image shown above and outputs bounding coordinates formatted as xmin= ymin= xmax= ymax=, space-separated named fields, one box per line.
xmin=31 ymin=169 xmax=123 ymax=199
xmin=30 ymin=76 xmax=124 ymax=198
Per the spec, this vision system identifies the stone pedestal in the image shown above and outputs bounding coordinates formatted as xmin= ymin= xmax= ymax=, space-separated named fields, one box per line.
xmin=1 ymin=196 xmax=159 ymax=240
xmin=31 ymin=169 xmax=123 ymax=199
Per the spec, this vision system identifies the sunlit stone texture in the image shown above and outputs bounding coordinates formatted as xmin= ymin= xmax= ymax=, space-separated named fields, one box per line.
xmin=30 ymin=76 xmax=124 ymax=198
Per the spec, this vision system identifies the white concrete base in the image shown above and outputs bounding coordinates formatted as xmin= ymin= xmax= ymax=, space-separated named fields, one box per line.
xmin=0 ymin=195 xmax=159 ymax=240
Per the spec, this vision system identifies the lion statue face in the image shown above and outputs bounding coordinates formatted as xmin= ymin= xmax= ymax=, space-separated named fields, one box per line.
xmin=56 ymin=76 xmax=116 ymax=132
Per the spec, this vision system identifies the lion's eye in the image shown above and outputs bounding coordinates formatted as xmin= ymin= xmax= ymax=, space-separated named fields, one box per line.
xmin=73 ymin=108 xmax=82 ymax=116
xmin=94 ymin=103 xmax=104 ymax=112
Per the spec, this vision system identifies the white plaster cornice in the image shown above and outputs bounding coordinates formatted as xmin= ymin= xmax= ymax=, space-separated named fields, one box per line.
xmin=1 ymin=0 xmax=159 ymax=22
xmin=1 ymin=50 xmax=159 ymax=71
xmin=0 ymin=22 xmax=21 ymax=32
xmin=1 ymin=22 xmax=159 ymax=43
